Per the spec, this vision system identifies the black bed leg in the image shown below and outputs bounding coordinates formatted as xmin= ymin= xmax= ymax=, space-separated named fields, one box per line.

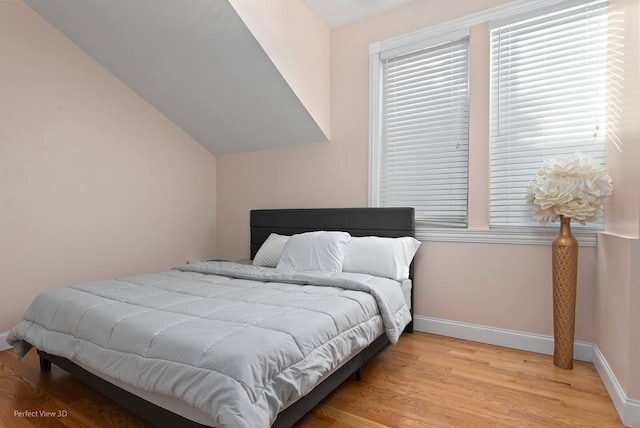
xmin=404 ymin=320 xmax=414 ymax=333
xmin=39 ymin=355 xmax=51 ymax=372
xmin=355 ymin=368 xmax=362 ymax=382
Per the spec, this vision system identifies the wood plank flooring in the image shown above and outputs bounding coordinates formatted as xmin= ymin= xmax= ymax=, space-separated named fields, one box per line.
xmin=0 ymin=332 xmax=623 ymax=427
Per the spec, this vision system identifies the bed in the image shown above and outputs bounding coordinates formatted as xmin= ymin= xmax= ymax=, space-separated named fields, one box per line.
xmin=7 ymin=207 xmax=417 ymax=428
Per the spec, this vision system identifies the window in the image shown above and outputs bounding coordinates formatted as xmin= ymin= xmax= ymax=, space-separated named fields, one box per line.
xmin=369 ymin=0 xmax=609 ymax=245
xmin=370 ymin=34 xmax=470 ymax=232
xmin=489 ymin=0 xmax=608 ymax=230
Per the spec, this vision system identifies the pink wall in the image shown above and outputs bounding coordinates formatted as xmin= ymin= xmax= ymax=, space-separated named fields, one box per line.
xmin=417 ymin=242 xmax=597 ymax=339
xmin=605 ymin=0 xmax=640 ymax=239
xmin=0 ymin=2 xmax=217 ymax=332
xmin=596 ymin=233 xmax=640 ymax=404
xmin=630 ymin=241 xmax=640 ymax=400
xmin=216 ymin=141 xmax=367 ymax=257
xmin=216 ymin=0 xmax=600 ymax=342
xmin=595 ymin=0 xmax=640 ymax=404
xmin=597 ymin=234 xmax=632 ymax=393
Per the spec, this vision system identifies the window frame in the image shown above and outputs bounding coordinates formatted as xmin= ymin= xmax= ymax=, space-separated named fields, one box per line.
xmin=369 ymin=0 xmax=606 ymax=246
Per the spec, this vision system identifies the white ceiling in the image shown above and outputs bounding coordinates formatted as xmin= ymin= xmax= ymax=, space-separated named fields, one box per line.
xmin=301 ymin=0 xmax=416 ymax=29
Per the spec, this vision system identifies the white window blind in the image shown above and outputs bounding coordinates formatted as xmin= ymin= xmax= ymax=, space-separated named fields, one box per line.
xmin=489 ymin=0 xmax=608 ymax=229
xmin=379 ymin=37 xmax=470 ymax=228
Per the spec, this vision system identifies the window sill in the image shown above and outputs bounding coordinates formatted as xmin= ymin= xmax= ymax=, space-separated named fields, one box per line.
xmin=416 ymin=226 xmax=599 ymax=247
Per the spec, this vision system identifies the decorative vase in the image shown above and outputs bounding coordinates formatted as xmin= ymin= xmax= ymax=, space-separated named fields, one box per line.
xmin=552 ymin=215 xmax=578 ymax=369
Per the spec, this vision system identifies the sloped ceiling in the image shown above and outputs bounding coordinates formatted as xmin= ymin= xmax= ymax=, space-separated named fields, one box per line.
xmin=24 ymin=0 xmax=328 ymax=155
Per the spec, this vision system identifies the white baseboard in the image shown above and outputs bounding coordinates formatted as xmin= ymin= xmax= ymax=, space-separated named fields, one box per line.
xmin=593 ymin=346 xmax=640 ymax=428
xmin=0 ymin=331 xmax=11 ymax=352
xmin=413 ymin=315 xmax=594 ymax=361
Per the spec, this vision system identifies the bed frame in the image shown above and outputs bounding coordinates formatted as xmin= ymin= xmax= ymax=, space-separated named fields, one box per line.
xmin=37 ymin=207 xmax=415 ymax=428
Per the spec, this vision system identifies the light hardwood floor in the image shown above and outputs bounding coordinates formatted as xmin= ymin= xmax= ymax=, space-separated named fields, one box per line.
xmin=0 ymin=332 xmax=623 ymax=428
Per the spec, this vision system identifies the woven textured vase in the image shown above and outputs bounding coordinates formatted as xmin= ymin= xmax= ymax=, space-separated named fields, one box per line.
xmin=552 ymin=215 xmax=578 ymax=369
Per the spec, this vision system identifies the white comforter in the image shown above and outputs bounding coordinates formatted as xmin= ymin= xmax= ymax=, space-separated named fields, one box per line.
xmin=8 ymin=261 xmax=411 ymax=428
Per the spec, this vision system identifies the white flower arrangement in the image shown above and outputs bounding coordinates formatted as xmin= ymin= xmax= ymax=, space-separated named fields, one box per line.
xmin=526 ymin=152 xmax=613 ymax=225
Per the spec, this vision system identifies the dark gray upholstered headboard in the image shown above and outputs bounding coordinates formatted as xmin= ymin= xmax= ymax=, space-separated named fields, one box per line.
xmin=250 ymin=207 xmax=415 ymax=259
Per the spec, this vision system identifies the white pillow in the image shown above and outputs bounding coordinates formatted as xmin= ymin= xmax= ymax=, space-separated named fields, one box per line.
xmin=253 ymin=233 xmax=290 ymax=267
xmin=277 ymin=231 xmax=351 ymax=273
xmin=342 ymin=236 xmax=421 ymax=280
